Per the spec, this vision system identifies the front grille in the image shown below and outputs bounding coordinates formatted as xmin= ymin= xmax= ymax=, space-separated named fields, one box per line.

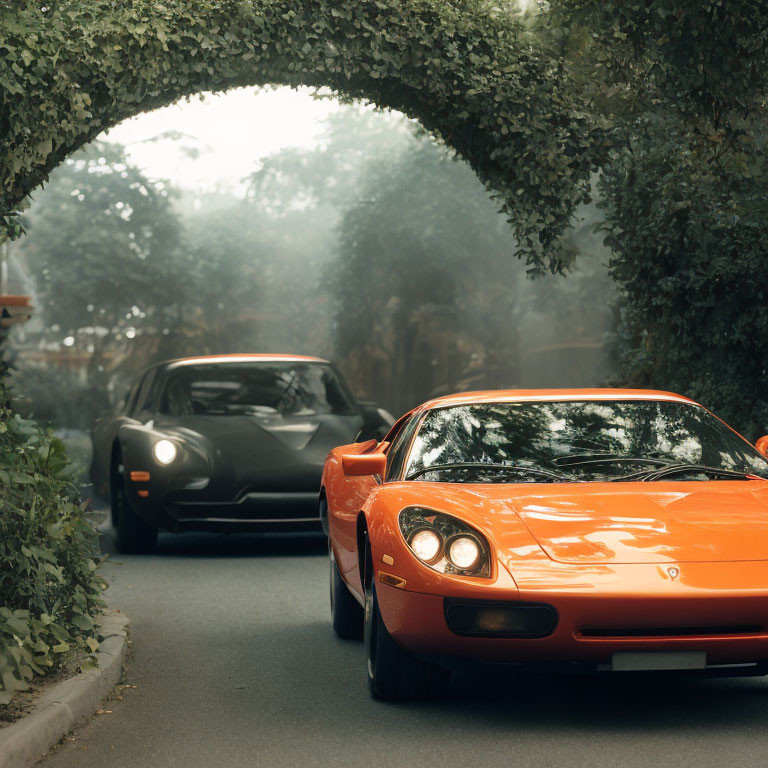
xmin=580 ymin=625 xmax=763 ymax=638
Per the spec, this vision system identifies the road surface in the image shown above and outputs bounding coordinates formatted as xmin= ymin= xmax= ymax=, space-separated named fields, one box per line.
xmin=40 ymin=525 xmax=768 ymax=768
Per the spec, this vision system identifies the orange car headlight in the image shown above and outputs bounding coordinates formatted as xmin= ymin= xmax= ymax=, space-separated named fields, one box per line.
xmin=399 ymin=507 xmax=491 ymax=578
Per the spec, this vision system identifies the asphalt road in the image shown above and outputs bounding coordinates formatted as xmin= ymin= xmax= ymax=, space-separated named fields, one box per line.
xmin=39 ymin=524 xmax=768 ymax=768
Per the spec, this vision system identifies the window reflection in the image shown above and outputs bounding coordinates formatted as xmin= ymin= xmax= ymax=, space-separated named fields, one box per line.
xmin=406 ymin=401 xmax=768 ymax=482
xmin=161 ymin=363 xmax=356 ymax=418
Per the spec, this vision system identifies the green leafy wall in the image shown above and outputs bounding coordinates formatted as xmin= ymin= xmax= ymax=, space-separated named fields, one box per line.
xmin=0 ymin=0 xmax=602 ymax=271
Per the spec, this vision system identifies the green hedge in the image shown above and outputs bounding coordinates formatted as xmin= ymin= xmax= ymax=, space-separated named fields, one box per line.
xmin=0 ymin=0 xmax=602 ymax=273
xmin=0 ymin=386 xmax=104 ymax=706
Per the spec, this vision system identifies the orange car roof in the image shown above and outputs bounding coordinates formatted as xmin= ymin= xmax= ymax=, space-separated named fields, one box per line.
xmin=166 ymin=353 xmax=329 ymax=366
xmin=419 ymin=388 xmax=697 ymax=411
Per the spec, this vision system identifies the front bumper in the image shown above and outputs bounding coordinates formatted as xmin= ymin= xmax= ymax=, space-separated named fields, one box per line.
xmin=119 ymin=420 xmax=326 ymax=533
xmin=375 ymin=582 xmax=768 ymax=670
xmin=129 ymin=485 xmax=321 ymax=533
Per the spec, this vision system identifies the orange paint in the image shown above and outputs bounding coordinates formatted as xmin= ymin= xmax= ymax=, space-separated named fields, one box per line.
xmin=342 ymin=452 xmax=386 ymax=477
xmin=323 ymin=388 xmax=768 ymax=667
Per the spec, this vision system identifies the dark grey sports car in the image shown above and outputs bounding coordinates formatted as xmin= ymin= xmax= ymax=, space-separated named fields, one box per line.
xmin=91 ymin=354 xmax=392 ymax=553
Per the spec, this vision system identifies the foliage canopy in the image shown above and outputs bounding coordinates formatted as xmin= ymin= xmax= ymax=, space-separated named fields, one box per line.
xmin=547 ymin=1 xmax=768 ymax=435
xmin=4 ymin=0 xmax=768 ymax=434
xmin=0 ymin=0 xmax=603 ymax=272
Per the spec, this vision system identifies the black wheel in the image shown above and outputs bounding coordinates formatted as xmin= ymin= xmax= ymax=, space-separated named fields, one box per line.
xmin=111 ymin=448 xmax=157 ymax=555
xmin=319 ymin=494 xmax=330 ymax=537
xmin=330 ymin=545 xmax=364 ymax=640
xmin=364 ymin=574 xmax=449 ymax=701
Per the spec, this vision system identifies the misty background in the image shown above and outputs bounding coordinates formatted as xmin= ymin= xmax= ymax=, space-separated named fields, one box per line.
xmin=3 ymin=86 xmax=617 ymax=451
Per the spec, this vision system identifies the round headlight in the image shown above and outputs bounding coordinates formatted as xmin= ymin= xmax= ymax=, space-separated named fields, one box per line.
xmin=410 ymin=529 xmax=442 ymax=563
xmin=448 ymin=536 xmax=481 ymax=570
xmin=152 ymin=439 xmax=178 ymax=465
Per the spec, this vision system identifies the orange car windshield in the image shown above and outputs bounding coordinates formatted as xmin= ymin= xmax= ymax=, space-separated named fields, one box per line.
xmin=405 ymin=400 xmax=768 ymax=483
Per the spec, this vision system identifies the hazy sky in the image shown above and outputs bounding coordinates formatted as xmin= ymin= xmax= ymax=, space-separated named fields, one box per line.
xmin=100 ymin=86 xmax=340 ymax=195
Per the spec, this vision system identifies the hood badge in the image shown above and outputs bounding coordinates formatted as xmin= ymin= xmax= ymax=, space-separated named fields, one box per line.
xmin=667 ymin=566 xmax=680 ymax=580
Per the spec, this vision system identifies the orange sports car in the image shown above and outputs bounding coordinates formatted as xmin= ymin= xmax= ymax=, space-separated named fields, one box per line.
xmin=321 ymin=389 xmax=768 ymax=699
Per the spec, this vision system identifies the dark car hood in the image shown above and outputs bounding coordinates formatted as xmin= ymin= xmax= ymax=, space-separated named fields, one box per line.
xmin=153 ymin=412 xmax=362 ymax=495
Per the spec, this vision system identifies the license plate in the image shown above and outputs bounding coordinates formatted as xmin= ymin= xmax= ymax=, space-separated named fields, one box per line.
xmin=611 ymin=651 xmax=706 ymax=671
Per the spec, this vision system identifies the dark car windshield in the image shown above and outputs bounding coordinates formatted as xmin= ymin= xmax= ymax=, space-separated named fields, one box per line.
xmin=405 ymin=400 xmax=768 ymax=482
xmin=160 ymin=362 xmax=357 ymax=417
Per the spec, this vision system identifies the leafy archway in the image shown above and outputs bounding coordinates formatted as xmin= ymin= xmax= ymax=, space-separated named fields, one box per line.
xmin=1 ymin=0 xmax=601 ymax=271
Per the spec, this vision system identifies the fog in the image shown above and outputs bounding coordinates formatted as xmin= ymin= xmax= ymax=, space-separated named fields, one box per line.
xmin=5 ymin=89 xmax=617 ymax=432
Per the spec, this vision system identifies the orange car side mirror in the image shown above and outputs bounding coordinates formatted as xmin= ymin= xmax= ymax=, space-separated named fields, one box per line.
xmin=756 ymin=436 xmax=768 ymax=457
xmin=342 ymin=452 xmax=387 ymax=477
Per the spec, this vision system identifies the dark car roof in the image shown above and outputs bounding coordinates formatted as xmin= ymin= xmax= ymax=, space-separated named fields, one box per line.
xmin=158 ymin=354 xmax=330 ymax=370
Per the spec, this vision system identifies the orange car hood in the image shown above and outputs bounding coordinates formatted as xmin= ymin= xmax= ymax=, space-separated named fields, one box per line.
xmin=429 ymin=480 xmax=768 ymax=565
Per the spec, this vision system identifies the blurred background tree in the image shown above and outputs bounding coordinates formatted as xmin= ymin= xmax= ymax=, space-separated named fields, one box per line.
xmin=6 ymin=104 xmax=616 ymax=434
xmin=4 ymin=1 xmax=768 ymax=443
xmin=9 ymin=141 xmax=188 ymax=429
xmin=329 ymin=133 xmax=615 ymax=414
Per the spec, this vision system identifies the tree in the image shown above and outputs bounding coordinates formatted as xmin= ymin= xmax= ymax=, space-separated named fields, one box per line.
xmin=9 ymin=1 xmax=766 ymax=431
xmin=10 ymin=141 xmax=188 ymax=426
xmin=545 ymin=2 xmax=768 ymax=434
xmin=330 ymin=138 xmax=616 ymax=413
xmin=600 ymin=123 xmax=768 ymax=435
xmin=179 ymin=199 xmax=336 ymax=358
xmin=247 ymin=107 xmax=413 ymax=213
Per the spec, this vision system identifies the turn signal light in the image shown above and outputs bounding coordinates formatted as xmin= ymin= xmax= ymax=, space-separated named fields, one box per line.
xmin=379 ymin=572 xmax=407 ymax=589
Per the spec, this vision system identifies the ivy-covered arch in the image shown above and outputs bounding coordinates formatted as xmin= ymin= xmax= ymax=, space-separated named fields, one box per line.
xmin=0 ymin=0 xmax=602 ymax=271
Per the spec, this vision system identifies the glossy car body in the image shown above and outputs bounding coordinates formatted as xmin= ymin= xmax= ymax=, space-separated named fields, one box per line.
xmin=322 ymin=388 xmax=768 ymax=697
xmin=92 ymin=354 xmax=391 ymax=552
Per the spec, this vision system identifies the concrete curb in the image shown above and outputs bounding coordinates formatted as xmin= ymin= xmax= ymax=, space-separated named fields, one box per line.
xmin=0 ymin=610 xmax=129 ymax=768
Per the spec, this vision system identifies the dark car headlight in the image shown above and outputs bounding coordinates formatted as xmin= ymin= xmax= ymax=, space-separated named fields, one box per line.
xmin=398 ymin=507 xmax=491 ymax=578
xmin=152 ymin=438 xmax=178 ymax=465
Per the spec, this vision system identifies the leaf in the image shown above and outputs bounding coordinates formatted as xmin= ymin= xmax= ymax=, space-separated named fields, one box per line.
xmin=70 ymin=613 xmax=94 ymax=631
xmin=52 ymin=643 xmax=71 ymax=653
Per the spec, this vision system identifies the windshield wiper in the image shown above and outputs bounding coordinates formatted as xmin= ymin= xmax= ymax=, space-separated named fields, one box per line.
xmin=406 ymin=463 xmax=576 ymax=482
xmin=609 ymin=464 xmax=753 ymax=482
xmin=553 ymin=454 xmax=670 ymax=468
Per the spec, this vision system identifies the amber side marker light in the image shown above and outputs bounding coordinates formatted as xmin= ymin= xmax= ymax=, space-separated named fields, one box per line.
xmin=137 ymin=490 xmax=150 ymax=498
xmin=379 ymin=571 xmax=407 ymax=589
xmin=129 ymin=471 xmax=151 ymax=482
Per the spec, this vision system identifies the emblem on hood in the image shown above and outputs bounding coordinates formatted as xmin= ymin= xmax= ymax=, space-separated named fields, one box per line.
xmin=667 ymin=566 xmax=680 ymax=580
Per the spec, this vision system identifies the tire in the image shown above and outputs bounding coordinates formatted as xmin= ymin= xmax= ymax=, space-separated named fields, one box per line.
xmin=364 ymin=578 xmax=449 ymax=701
xmin=319 ymin=494 xmax=330 ymax=537
xmin=330 ymin=545 xmax=364 ymax=640
xmin=111 ymin=449 xmax=157 ymax=555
